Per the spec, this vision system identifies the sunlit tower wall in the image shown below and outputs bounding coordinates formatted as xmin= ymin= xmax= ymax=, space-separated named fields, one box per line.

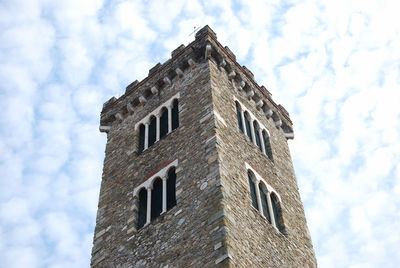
xmin=91 ymin=26 xmax=317 ymax=267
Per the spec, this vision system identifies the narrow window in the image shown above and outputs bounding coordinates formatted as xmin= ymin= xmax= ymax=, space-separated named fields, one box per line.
xmin=148 ymin=116 xmax=156 ymax=147
xmin=259 ymin=186 xmax=271 ymax=223
xmin=160 ymin=108 xmax=168 ymax=139
xmin=254 ymin=121 xmax=262 ymax=151
xmin=248 ymin=171 xmax=258 ymax=210
xmin=172 ymin=99 xmax=179 ymax=130
xmin=167 ymin=168 xmax=177 ymax=210
xmin=138 ymin=124 xmax=145 ymax=153
xmin=271 ymin=193 xmax=281 ymax=232
xmin=235 ymin=101 xmax=244 ymax=133
xmin=151 ymin=178 xmax=163 ymax=221
xmin=263 ymin=131 xmax=273 ymax=160
xmin=137 ymin=188 xmax=147 ymax=229
xmin=244 ymin=112 xmax=253 ymax=142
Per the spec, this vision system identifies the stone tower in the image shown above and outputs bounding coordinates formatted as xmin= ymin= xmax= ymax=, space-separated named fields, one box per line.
xmin=91 ymin=26 xmax=317 ymax=267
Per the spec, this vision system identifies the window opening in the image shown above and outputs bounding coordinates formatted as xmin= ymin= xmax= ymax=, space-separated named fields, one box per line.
xmin=248 ymin=171 xmax=258 ymax=210
xmin=151 ymin=178 xmax=163 ymax=221
xmin=236 ymin=101 xmax=244 ymax=133
xmin=148 ymin=116 xmax=157 ymax=147
xmin=138 ymin=124 xmax=145 ymax=153
xmin=254 ymin=121 xmax=262 ymax=151
xmin=244 ymin=112 xmax=253 ymax=142
xmin=259 ymin=186 xmax=271 ymax=223
xmin=172 ymin=99 xmax=179 ymax=130
xmin=271 ymin=193 xmax=281 ymax=231
xmin=137 ymin=188 xmax=147 ymax=229
xmin=167 ymin=168 xmax=177 ymax=210
xmin=160 ymin=108 xmax=168 ymax=139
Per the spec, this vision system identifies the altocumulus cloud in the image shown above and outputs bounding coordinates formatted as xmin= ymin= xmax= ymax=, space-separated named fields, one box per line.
xmin=0 ymin=0 xmax=399 ymax=267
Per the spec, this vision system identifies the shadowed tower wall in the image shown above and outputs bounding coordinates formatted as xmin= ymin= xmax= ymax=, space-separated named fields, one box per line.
xmin=91 ymin=26 xmax=317 ymax=267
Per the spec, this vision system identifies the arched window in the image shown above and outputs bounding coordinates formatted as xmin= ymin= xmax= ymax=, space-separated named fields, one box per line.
xmin=138 ymin=124 xmax=145 ymax=153
xmin=167 ymin=168 xmax=177 ymax=210
xmin=253 ymin=121 xmax=262 ymax=151
xmin=248 ymin=171 xmax=258 ymax=210
xmin=172 ymin=99 xmax=179 ymax=130
xmin=259 ymin=185 xmax=271 ymax=223
xmin=262 ymin=131 xmax=273 ymax=160
xmin=244 ymin=112 xmax=253 ymax=142
xmin=148 ymin=116 xmax=157 ymax=147
xmin=160 ymin=108 xmax=168 ymax=139
xmin=271 ymin=193 xmax=281 ymax=232
xmin=151 ymin=178 xmax=163 ymax=221
xmin=137 ymin=188 xmax=147 ymax=229
xmin=235 ymin=101 xmax=244 ymax=133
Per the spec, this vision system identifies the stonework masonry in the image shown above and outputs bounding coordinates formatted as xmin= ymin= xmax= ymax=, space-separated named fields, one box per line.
xmin=91 ymin=25 xmax=317 ymax=267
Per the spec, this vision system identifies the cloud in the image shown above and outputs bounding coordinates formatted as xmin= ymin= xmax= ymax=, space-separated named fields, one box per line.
xmin=0 ymin=0 xmax=399 ymax=267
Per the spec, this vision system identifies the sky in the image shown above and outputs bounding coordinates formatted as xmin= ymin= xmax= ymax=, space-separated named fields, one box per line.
xmin=0 ymin=0 xmax=399 ymax=267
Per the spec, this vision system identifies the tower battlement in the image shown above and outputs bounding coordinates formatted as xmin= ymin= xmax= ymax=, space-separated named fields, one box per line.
xmin=92 ymin=25 xmax=316 ymax=267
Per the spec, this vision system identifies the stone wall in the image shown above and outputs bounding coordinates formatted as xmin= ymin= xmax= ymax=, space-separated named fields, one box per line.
xmin=209 ymin=55 xmax=317 ymax=267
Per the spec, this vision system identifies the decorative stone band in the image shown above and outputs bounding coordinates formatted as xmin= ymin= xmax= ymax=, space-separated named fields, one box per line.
xmin=134 ymin=92 xmax=180 ymax=131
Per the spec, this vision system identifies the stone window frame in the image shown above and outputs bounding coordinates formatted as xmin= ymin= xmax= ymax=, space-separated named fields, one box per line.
xmin=135 ymin=93 xmax=180 ymax=152
xmin=234 ymin=97 xmax=273 ymax=160
xmin=245 ymin=163 xmax=283 ymax=232
xmin=133 ymin=159 xmax=178 ymax=228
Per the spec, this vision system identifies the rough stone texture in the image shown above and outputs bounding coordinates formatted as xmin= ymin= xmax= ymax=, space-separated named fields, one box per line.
xmin=91 ymin=25 xmax=316 ymax=267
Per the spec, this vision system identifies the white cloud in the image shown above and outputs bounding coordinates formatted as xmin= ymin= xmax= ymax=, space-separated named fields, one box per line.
xmin=1 ymin=0 xmax=400 ymax=267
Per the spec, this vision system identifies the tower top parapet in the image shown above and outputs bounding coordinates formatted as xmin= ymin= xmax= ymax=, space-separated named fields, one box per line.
xmin=99 ymin=25 xmax=293 ymax=138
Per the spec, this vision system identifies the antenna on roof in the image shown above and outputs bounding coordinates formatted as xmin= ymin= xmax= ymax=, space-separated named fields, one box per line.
xmin=189 ymin=26 xmax=199 ymax=36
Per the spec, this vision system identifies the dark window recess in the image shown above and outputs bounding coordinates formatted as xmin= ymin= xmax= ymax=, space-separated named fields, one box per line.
xmin=259 ymin=187 xmax=271 ymax=223
xmin=160 ymin=109 xmax=168 ymax=139
xmin=167 ymin=168 xmax=177 ymax=210
xmin=245 ymin=114 xmax=253 ymax=142
xmin=254 ymin=122 xmax=262 ymax=151
xmin=148 ymin=117 xmax=157 ymax=147
xmin=151 ymin=178 xmax=163 ymax=221
xmin=172 ymin=99 xmax=179 ymax=130
xmin=138 ymin=124 xmax=145 ymax=153
xmin=248 ymin=172 xmax=258 ymax=210
xmin=271 ymin=195 xmax=281 ymax=232
xmin=263 ymin=134 xmax=273 ymax=160
xmin=236 ymin=102 xmax=244 ymax=133
xmin=137 ymin=188 xmax=147 ymax=229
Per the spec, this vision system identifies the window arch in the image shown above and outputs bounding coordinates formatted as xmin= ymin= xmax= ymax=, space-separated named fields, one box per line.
xmin=137 ymin=188 xmax=147 ymax=230
xmin=167 ymin=167 xmax=177 ymax=210
xmin=138 ymin=124 xmax=145 ymax=153
xmin=135 ymin=93 xmax=180 ymax=153
xmin=172 ymin=99 xmax=179 ymax=130
xmin=244 ymin=112 xmax=253 ymax=142
xmin=234 ymin=98 xmax=273 ymax=159
xmin=245 ymin=163 xmax=284 ymax=233
xmin=160 ymin=108 xmax=168 ymax=139
xmin=133 ymin=160 xmax=178 ymax=230
xmin=235 ymin=101 xmax=244 ymax=133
